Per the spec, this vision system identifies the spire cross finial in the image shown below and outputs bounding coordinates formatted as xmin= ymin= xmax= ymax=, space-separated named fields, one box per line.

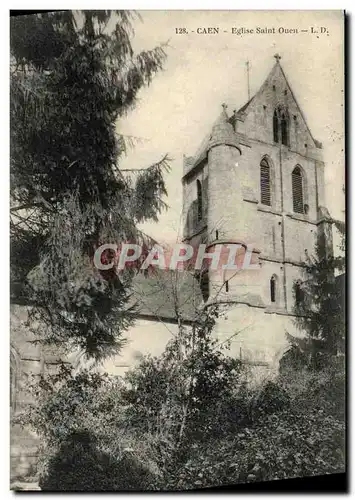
xmin=222 ymin=103 xmax=228 ymax=111
xmin=274 ymin=53 xmax=281 ymax=63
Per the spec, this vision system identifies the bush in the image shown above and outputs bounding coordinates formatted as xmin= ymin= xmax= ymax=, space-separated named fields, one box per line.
xmin=161 ymin=364 xmax=345 ymax=490
xmin=165 ymin=406 xmax=345 ymax=490
xmin=21 ymin=328 xmax=345 ymax=490
xmin=246 ymin=381 xmax=291 ymax=421
xmin=278 ymin=363 xmax=345 ymax=421
xmin=22 ymin=366 xmax=163 ymax=491
xmin=120 ymin=315 xmax=243 ymax=445
xmin=39 ymin=431 xmax=158 ymax=491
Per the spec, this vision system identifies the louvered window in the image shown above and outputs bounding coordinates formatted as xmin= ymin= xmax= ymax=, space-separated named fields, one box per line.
xmin=273 ymin=110 xmax=279 ymax=143
xmin=281 ymin=113 xmax=288 ymax=146
xmin=292 ymin=166 xmax=304 ymax=214
xmin=197 ymin=180 xmax=202 ymax=221
xmin=260 ymin=158 xmax=271 ymax=206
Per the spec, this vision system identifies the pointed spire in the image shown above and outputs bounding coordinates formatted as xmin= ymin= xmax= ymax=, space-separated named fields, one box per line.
xmin=215 ymin=103 xmax=229 ymax=124
xmin=221 ymin=102 xmax=229 ymax=119
xmin=207 ymin=103 xmax=241 ymax=151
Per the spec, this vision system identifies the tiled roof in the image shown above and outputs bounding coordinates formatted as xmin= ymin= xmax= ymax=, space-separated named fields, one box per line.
xmin=184 ymin=105 xmax=241 ymax=176
xmin=127 ymin=269 xmax=204 ymax=323
xmin=10 ymin=269 xmax=204 ymax=324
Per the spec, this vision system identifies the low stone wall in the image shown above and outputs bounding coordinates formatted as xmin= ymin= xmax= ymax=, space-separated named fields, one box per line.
xmin=10 ymin=305 xmax=67 ymax=487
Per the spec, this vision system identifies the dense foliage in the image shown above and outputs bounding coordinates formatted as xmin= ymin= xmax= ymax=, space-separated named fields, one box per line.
xmin=10 ymin=11 xmax=170 ymax=359
xmin=121 ymin=305 xmax=242 ymax=446
xmin=19 ymin=308 xmax=345 ymax=491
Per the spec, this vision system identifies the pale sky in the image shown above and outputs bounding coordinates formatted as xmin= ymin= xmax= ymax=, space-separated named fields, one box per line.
xmin=118 ymin=10 xmax=345 ymax=246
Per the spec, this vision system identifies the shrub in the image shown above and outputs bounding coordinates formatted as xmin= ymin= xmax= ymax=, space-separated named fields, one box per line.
xmin=120 ymin=308 xmax=243 ymax=445
xmin=21 ymin=366 xmax=163 ymax=491
xmin=246 ymin=381 xmax=291 ymax=421
xmin=164 ymin=406 xmax=345 ymax=490
xmin=278 ymin=363 xmax=345 ymax=421
xmin=39 ymin=430 xmax=158 ymax=491
xmin=21 ymin=328 xmax=345 ymax=490
xmin=162 ymin=363 xmax=345 ymax=490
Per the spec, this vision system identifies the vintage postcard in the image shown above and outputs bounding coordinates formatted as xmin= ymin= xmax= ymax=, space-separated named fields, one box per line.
xmin=10 ymin=10 xmax=345 ymax=491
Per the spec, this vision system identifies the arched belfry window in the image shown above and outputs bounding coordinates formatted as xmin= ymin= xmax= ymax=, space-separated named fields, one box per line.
xmin=260 ymin=158 xmax=271 ymax=206
xmin=273 ymin=110 xmax=279 ymax=143
xmin=281 ymin=112 xmax=288 ymax=146
xmin=196 ymin=180 xmax=202 ymax=222
xmin=270 ymin=275 xmax=277 ymax=303
xmin=292 ymin=166 xmax=304 ymax=214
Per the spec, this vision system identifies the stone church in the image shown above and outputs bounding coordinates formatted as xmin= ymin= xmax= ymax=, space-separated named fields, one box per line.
xmin=181 ymin=54 xmax=333 ymax=371
xmin=10 ymin=54 xmax=333 ymax=487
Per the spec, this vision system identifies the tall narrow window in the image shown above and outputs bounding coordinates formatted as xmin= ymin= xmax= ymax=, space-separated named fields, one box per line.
xmin=273 ymin=110 xmax=279 ymax=143
xmin=196 ymin=180 xmax=202 ymax=222
xmin=292 ymin=166 xmax=304 ymax=214
xmin=281 ymin=113 xmax=288 ymax=146
xmin=260 ymin=158 xmax=271 ymax=206
xmin=270 ymin=276 xmax=276 ymax=303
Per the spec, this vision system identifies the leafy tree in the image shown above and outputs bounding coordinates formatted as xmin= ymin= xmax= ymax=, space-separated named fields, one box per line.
xmin=121 ymin=303 xmax=242 ymax=450
xmin=20 ymin=302 xmax=243 ymax=490
xmin=18 ymin=273 xmax=344 ymax=490
xmin=10 ymin=11 xmax=170 ymax=359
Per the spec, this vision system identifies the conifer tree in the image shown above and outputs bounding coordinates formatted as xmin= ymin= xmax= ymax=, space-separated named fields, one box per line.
xmin=286 ymin=220 xmax=345 ymax=367
xmin=10 ymin=11 xmax=170 ymax=360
